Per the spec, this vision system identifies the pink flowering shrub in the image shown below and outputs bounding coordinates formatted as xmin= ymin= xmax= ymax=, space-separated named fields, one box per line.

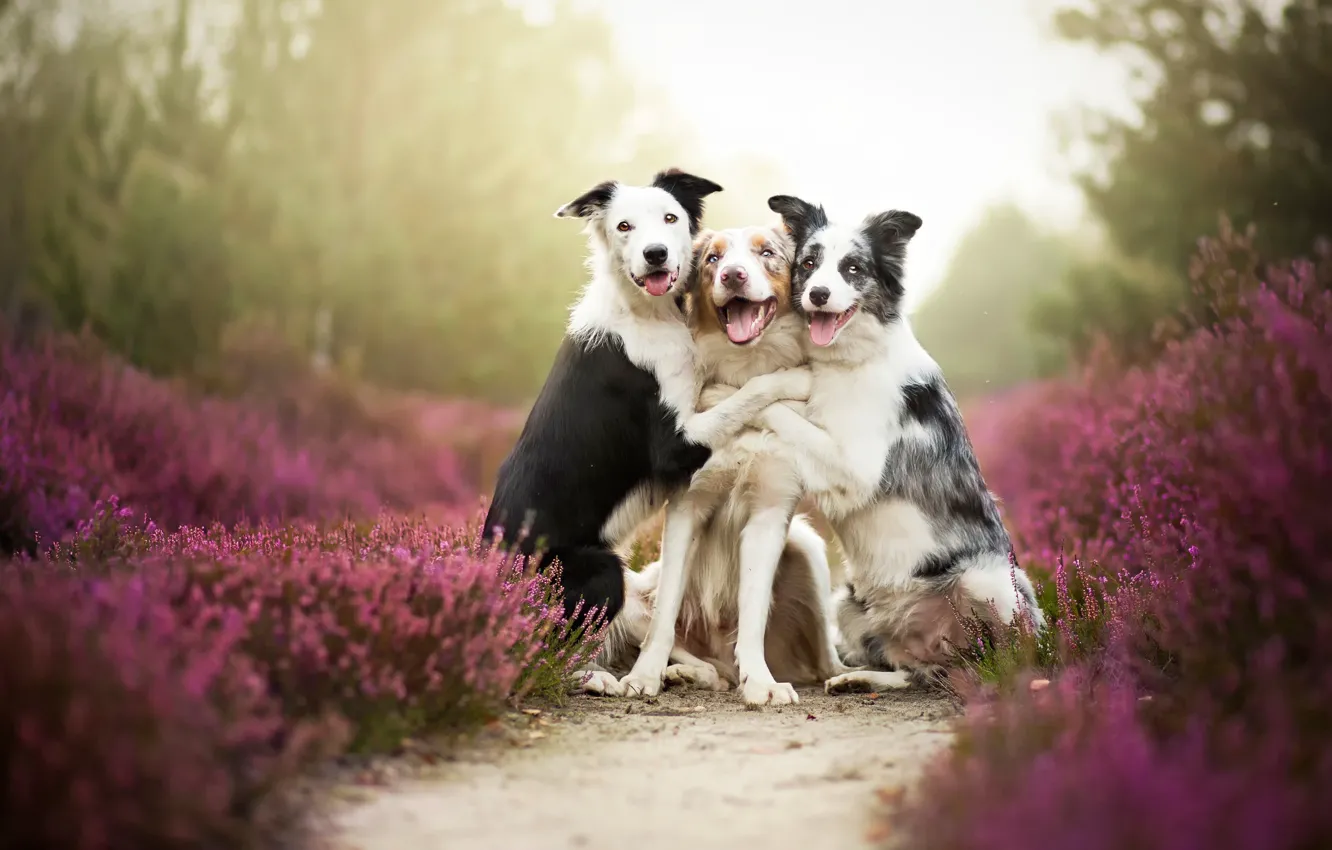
xmin=894 ymin=226 xmax=1332 ymax=847
xmin=0 ymin=334 xmax=474 ymax=552
xmin=0 ymin=334 xmax=600 ymax=846
xmin=48 ymin=507 xmax=607 ymax=753
xmin=0 ymin=567 xmax=334 ymax=850
xmin=2 ymin=507 xmax=606 ymax=847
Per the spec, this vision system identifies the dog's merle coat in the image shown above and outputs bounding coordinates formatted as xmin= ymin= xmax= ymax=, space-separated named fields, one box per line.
xmin=758 ymin=195 xmax=1043 ymax=683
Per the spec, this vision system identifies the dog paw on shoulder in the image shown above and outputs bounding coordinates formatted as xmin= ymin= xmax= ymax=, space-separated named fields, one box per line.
xmin=752 ymin=366 xmax=811 ymax=402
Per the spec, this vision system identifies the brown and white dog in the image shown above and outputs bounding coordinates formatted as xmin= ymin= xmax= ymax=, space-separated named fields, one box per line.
xmin=587 ymin=225 xmax=848 ymax=704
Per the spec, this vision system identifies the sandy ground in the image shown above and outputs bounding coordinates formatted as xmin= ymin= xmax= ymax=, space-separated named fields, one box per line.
xmin=324 ymin=685 xmax=958 ymax=850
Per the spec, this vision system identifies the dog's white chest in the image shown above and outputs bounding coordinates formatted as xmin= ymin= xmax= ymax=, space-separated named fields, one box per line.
xmin=618 ymin=318 xmax=699 ymax=422
xmin=808 ymin=365 xmax=898 ymax=516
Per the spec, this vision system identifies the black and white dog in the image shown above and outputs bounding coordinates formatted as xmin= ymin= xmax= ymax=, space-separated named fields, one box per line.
xmin=755 ymin=195 xmax=1045 ymax=691
xmin=483 ymin=170 xmax=810 ymax=694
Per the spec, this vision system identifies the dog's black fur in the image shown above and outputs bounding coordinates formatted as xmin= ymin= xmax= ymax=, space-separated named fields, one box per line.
xmin=483 ymin=172 xmax=722 ymax=626
xmin=485 ymin=336 xmax=709 ymax=623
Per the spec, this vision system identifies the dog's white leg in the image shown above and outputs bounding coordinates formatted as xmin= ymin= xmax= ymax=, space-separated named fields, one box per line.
xmin=759 ymin=403 xmax=858 ymax=495
xmin=786 ymin=516 xmax=854 ymax=678
xmin=734 ymin=506 xmax=799 ymax=706
xmin=619 ymin=499 xmax=695 ymax=697
xmin=683 ymin=368 xmax=808 ymax=447
xmin=825 ymin=669 xmax=912 ymax=694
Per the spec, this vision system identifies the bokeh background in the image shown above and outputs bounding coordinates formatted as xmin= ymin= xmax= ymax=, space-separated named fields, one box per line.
xmin=8 ymin=0 xmax=1323 ymax=418
xmin=3 ymin=3 xmax=1332 ymax=847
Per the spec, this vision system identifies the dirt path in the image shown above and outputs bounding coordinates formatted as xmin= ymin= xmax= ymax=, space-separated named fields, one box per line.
xmin=325 ymin=686 xmax=958 ymax=850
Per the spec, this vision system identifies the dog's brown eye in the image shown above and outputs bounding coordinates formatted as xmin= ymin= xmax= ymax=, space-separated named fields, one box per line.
xmin=801 ymin=259 xmax=815 ymax=270
xmin=617 ymin=221 xmax=632 ymax=232
xmin=664 ymin=213 xmax=678 ymax=224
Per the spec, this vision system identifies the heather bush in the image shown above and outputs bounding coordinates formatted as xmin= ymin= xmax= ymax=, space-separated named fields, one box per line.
xmin=973 ymin=223 xmax=1330 ymax=579
xmin=0 ymin=333 xmax=474 ymax=553
xmin=49 ymin=508 xmax=606 ymax=753
xmin=0 ymin=567 xmax=334 ymax=850
xmin=896 ymin=227 xmax=1332 ymax=847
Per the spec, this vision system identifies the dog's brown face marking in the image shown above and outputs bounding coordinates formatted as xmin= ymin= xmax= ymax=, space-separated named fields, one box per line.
xmin=689 ymin=226 xmax=794 ymax=345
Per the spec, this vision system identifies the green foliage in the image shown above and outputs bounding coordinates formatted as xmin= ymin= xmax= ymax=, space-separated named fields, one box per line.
xmin=1029 ymin=250 xmax=1187 ymax=374
xmin=1050 ymin=0 xmax=1332 ymax=361
xmin=0 ymin=0 xmax=784 ymax=401
xmin=910 ymin=204 xmax=1075 ymax=397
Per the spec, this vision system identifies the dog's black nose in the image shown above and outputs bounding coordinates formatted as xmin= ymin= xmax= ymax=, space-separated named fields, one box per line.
xmin=719 ymin=264 xmax=748 ymax=290
xmin=643 ymin=244 xmax=668 ymax=267
xmin=808 ymin=286 xmax=831 ymax=307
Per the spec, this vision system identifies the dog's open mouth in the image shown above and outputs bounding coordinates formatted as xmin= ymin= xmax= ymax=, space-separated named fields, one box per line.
xmin=808 ymin=305 xmax=858 ymax=347
xmin=635 ymin=269 xmax=679 ymax=296
xmin=719 ymin=297 xmax=777 ymax=345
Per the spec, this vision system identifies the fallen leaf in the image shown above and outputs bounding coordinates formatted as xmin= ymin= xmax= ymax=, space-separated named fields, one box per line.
xmin=865 ymin=823 xmax=893 ymax=842
xmin=866 ymin=692 xmax=880 ymax=700
xmin=528 ymin=730 xmax=546 ymax=740
xmin=806 ymin=713 xmax=818 ymax=721
xmin=785 ymin=740 xmax=804 ymax=750
xmin=521 ymin=708 xmax=542 ymax=716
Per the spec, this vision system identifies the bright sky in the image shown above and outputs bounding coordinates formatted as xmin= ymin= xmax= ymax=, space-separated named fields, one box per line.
xmin=589 ymin=0 xmax=1135 ymax=307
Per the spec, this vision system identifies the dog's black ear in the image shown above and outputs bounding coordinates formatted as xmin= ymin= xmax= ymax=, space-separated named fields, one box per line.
xmin=554 ymin=180 xmax=618 ymax=219
xmin=652 ymin=168 xmax=723 ymax=233
xmin=863 ymin=209 xmax=922 ymax=297
xmin=767 ymin=194 xmax=828 ymax=245
xmin=864 ymin=209 xmax=923 ymax=244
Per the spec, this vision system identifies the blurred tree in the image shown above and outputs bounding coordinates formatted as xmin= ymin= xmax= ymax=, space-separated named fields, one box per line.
xmin=223 ymin=0 xmax=731 ymax=401
xmin=1051 ymin=0 xmax=1332 ymax=358
xmin=2 ymin=0 xmax=785 ymax=401
xmin=9 ymin=0 xmax=240 ymax=373
xmin=910 ymin=204 xmax=1075 ymax=399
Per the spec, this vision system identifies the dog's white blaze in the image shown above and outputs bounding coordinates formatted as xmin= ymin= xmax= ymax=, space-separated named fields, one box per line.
xmin=801 ymin=228 xmax=862 ymax=315
xmin=706 ymin=228 xmax=779 ymax=306
xmin=604 ymin=184 xmax=694 ymax=287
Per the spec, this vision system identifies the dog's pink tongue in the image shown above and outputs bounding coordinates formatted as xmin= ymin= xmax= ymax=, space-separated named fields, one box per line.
xmin=725 ymin=301 xmax=763 ymax=343
xmin=809 ymin=313 xmax=839 ymax=346
xmin=644 ymin=271 xmax=673 ymax=296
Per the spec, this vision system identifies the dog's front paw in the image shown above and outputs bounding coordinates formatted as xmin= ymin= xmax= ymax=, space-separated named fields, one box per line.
xmin=750 ymin=367 xmax=810 ymax=405
xmin=573 ymin=669 xmax=625 ymax=697
xmin=619 ymin=669 xmax=664 ymax=698
xmin=765 ymin=366 xmax=812 ymax=402
xmin=740 ymin=676 xmax=799 ymax=707
xmin=664 ymin=663 xmax=724 ymax=691
xmin=825 ymin=671 xmax=911 ymax=694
